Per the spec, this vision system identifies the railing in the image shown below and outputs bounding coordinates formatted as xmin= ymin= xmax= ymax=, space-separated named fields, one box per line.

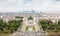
xmin=20 ymin=34 xmax=60 ymax=36
xmin=15 ymin=32 xmax=48 ymax=36
xmin=11 ymin=31 xmax=60 ymax=36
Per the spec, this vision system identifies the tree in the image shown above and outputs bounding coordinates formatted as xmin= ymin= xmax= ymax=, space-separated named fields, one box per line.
xmin=40 ymin=20 xmax=48 ymax=24
xmin=42 ymin=24 xmax=48 ymax=31
xmin=40 ymin=20 xmax=48 ymax=31
xmin=48 ymin=24 xmax=56 ymax=30
xmin=58 ymin=21 xmax=60 ymax=25
xmin=0 ymin=20 xmax=23 ymax=33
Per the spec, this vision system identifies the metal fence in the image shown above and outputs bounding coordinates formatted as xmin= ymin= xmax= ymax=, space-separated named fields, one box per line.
xmin=11 ymin=31 xmax=60 ymax=36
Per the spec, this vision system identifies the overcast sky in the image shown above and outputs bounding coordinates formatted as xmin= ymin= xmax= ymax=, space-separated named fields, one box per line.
xmin=0 ymin=0 xmax=60 ymax=13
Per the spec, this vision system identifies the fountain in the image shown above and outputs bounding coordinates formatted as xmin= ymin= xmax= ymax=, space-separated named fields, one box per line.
xmin=28 ymin=27 xmax=33 ymax=31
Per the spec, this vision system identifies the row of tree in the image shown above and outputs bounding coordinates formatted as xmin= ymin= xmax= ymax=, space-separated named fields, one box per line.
xmin=0 ymin=20 xmax=23 ymax=34
xmin=39 ymin=20 xmax=60 ymax=31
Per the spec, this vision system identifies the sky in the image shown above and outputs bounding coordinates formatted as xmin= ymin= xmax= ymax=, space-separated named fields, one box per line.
xmin=0 ymin=0 xmax=60 ymax=13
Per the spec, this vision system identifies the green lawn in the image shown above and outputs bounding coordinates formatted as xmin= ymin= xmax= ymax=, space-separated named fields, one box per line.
xmin=25 ymin=26 xmax=35 ymax=32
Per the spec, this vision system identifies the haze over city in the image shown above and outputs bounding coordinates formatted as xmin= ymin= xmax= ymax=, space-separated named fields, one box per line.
xmin=0 ymin=0 xmax=60 ymax=13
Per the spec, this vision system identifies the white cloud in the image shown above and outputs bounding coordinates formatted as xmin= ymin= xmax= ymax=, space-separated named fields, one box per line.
xmin=0 ymin=0 xmax=60 ymax=13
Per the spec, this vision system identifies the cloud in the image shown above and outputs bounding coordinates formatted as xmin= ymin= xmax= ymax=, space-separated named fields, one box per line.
xmin=0 ymin=0 xmax=60 ymax=13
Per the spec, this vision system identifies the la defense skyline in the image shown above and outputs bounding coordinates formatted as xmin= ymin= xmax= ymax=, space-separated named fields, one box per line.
xmin=0 ymin=10 xmax=60 ymax=14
